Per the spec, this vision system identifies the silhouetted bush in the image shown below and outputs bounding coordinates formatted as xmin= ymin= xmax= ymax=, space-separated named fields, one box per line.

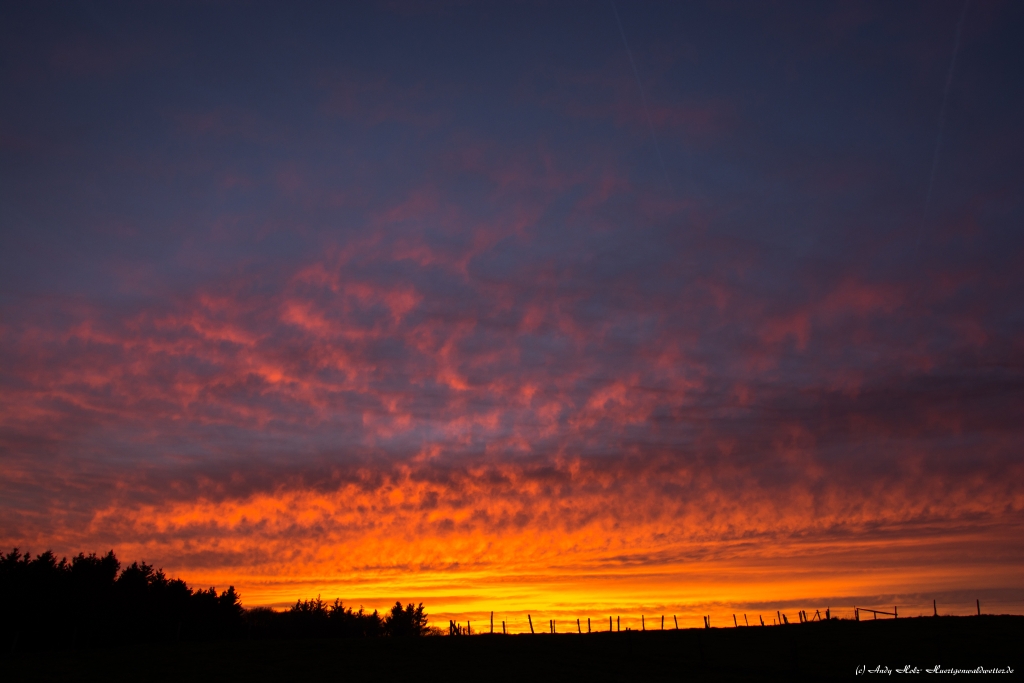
xmin=1 ymin=548 xmax=428 ymax=652
xmin=245 ymin=596 xmax=389 ymax=639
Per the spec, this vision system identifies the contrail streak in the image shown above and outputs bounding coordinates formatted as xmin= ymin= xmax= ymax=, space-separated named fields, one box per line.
xmin=919 ymin=0 xmax=971 ymax=249
xmin=611 ymin=0 xmax=673 ymax=194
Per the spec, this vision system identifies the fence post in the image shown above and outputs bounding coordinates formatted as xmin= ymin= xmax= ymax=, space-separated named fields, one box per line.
xmin=642 ymin=615 xmax=645 ymax=631
xmin=617 ymin=616 xmax=620 ymax=632
xmin=588 ymin=617 xmax=591 ymax=633
xmin=528 ymin=614 xmax=534 ymax=634
xmin=609 ymin=616 xmax=612 ymax=632
xmin=673 ymin=615 xmax=678 ymax=629
xmin=894 ymin=606 xmax=897 ymax=619
xmin=759 ymin=614 xmax=764 ymax=626
xmin=661 ymin=615 xmax=664 ymax=630
xmin=933 ymin=600 xmax=937 ymax=617
xmin=502 ymin=620 xmax=506 ymax=635
xmin=577 ymin=618 xmax=581 ymax=634
xmin=733 ymin=614 xmax=737 ymax=627
xmin=977 ymin=599 xmax=980 ymax=616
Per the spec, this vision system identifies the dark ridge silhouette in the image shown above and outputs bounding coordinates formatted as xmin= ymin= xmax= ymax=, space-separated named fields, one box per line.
xmin=1 ymin=548 xmax=427 ymax=652
xmin=7 ymin=614 xmax=1024 ymax=682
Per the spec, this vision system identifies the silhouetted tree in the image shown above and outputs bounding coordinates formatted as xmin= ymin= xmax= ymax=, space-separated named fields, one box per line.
xmin=384 ymin=602 xmax=428 ymax=637
xmin=1 ymin=548 xmax=244 ymax=650
xmin=1 ymin=547 xmax=428 ymax=651
xmin=68 ymin=551 xmax=120 ymax=644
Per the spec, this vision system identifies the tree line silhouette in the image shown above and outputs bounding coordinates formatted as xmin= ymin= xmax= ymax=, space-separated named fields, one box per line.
xmin=2 ymin=548 xmax=428 ymax=652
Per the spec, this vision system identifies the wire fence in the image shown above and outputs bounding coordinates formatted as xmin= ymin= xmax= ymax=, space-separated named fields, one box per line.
xmin=441 ymin=600 xmax=1017 ymax=635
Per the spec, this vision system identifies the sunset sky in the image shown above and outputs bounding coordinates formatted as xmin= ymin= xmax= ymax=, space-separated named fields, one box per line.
xmin=2 ymin=0 xmax=1022 ymax=629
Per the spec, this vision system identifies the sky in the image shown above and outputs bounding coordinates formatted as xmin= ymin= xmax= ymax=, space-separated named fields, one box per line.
xmin=1 ymin=0 xmax=1023 ymax=628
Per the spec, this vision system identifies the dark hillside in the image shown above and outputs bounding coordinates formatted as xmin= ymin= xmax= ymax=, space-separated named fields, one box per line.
xmin=8 ymin=615 xmax=1021 ymax=682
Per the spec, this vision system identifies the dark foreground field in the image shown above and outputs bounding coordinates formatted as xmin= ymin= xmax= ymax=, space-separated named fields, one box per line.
xmin=8 ymin=615 xmax=1021 ymax=682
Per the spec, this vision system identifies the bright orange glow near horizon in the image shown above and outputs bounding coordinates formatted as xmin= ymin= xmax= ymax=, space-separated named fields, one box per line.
xmin=13 ymin=461 xmax=1023 ymax=627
